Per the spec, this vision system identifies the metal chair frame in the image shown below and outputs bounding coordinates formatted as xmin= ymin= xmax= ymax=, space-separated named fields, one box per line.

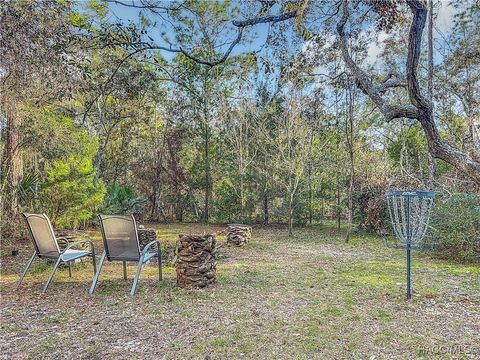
xmin=89 ymin=215 xmax=162 ymax=296
xmin=16 ymin=213 xmax=96 ymax=294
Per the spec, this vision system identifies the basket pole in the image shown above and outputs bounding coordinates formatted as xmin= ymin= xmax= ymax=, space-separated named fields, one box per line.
xmin=406 ymin=244 xmax=412 ymax=299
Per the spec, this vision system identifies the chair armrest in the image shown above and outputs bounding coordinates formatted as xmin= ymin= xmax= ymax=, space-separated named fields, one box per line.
xmin=56 ymin=237 xmax=70 ymax=252
xmin=57 ymin=236 xmax=73 ymax=242
xmin=141 ymin=240 xmax=160 ymax=257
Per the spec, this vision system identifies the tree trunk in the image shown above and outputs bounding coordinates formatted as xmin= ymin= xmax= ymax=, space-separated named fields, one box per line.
xmin=262 ymin=167 xmax=269 ymax=225
xmin=263 ymin=191 xmax=269 ymax=225
xmin=188 ymin=187 xmax=200 ymax=220
xmin=345 ymin=79 xmax=355 ymax=243
xmin=175 ymin=186 xmax=183 ymax=222
xmin=427 ymin=0 xmax=434 ymax=101
xmin=176 ymin=234 xmax=216 ymax=289
xmin=288 ymin=196 xmax=293 ymax=237
xmin=239 ymin=173 xmax=245 ymax=222
xmin=426 ymin=0 xmax=436 ymax=191
xmin=2 ymin=95 xmax=23 ymax=222
xmin=336 ymin=148 xmax=341 ymax=230
xmin=151 ymin=148 xmax=163 ymax=221
xmin=334 ymin=64 xmax=341 ymax=231
xmin=308 ymin=177 xmax=313 ymax=225
xmin=204 ymin=125 xmax=210 ymax=223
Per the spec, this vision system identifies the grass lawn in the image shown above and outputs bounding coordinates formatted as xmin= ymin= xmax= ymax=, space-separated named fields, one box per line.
xmin=1 ymin=222 xmax=479 ymax=359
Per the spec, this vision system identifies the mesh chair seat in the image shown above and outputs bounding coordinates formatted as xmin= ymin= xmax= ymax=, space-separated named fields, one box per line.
xmin=61 ymin=249 xmax=92 ymax=262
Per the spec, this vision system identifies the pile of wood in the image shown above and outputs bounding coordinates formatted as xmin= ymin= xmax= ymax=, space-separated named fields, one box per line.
xmin=176 ymin=234 xmax=216 ymax=289
xmin=137 ymin=228 xmax=157 ymax=249
xmin=226 ymin=224 xmax=252 ymax=246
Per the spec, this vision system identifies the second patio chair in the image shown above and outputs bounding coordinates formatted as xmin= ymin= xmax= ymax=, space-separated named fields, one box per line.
xmin=89 ymin=215 xmax=162 ymax=296
xmin=17 ymin=213 xmax=96 ymax=293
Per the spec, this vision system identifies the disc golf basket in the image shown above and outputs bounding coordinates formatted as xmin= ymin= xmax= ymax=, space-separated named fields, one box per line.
xmin=385 ymin=191 xmax=435 ymax=299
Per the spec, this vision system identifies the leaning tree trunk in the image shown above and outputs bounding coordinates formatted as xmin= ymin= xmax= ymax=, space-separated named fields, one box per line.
xmin=176 ymin=234 xmax=216 ymax=289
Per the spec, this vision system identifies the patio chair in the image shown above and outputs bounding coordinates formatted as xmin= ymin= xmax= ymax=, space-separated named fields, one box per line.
xmin=16 ymin=213 xmax=96 ymax=293
xmin=89 ymin=215 xmax=162 ymax=296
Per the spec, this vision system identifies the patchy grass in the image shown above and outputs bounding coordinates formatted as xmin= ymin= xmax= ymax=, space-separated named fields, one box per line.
xmin=1 ymin=222 xmax=479 ymax=359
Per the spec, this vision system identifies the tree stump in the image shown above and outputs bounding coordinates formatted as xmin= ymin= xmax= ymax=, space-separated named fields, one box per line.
xmin=176 ymin=234 xmax=216 ymax=289
xmin=137 ymin=228 xmax=157 ymax=250
xmin=226 ymin=224 xmax=252 ymax=246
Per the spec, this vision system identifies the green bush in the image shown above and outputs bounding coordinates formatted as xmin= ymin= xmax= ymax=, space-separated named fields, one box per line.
xmin=41 ymin=155 xmax=105 ymax=228
xmin=431 ymin=193 xmax=480 ymax=263
xmin=38 ymin=115 xmax=105 ymax=228
xmin=101 ymin=183 xmax=146 ymax=215
xmin=212 ymin=178 xmax=241 ymax=223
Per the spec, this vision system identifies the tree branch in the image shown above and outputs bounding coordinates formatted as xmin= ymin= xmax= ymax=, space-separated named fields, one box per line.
xmin=336 ymin=0 xmax=417 ymax=121
xmin=406 ymin=0 xmax=430 ymax=112
xmin=178 ymin=28 xmax=244 ymax=67
xmin=232 ymin=10 xmax=298 ymax=27
xmin=337 ymin=0 xmax=480 ymax=184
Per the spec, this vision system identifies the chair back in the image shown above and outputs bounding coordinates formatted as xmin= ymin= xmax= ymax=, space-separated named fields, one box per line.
xmin=98 ymin=215 xmax=140 ymax=261
xmin=22 ymin=213 xmax=60 ymax=259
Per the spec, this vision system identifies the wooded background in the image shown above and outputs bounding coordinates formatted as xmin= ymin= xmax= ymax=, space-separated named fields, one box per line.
xmin=1 ymin=1 xmax=479 ymax=253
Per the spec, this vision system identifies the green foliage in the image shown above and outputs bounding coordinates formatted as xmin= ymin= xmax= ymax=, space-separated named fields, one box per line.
xmin=101 ymin=183 xmax=146 ymax=215
xmin=212 ymin=178 xmax=240 ymax=222
xmin=16 ymin=172 xmax=39 ymax=203
xmin=387 ymin=125 xmax=426 ymax=163
xmin=41 ymin=155 xmax=105 ymax=228
xmin=431 ymin=193 xmax=480 ymax=263
xmin=36 ymin=110 xmax=105 ymax=228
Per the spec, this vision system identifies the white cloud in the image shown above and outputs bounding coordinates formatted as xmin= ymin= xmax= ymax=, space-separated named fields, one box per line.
xmin=436 ymin=0 xmax=456 ymax=34
xmin=365 ymin=31 xmax=390 ymax=66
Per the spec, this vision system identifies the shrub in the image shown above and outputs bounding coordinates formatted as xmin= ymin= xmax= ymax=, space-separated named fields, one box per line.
xmin=212 ymin=178 xmax=239 ymax=222
xmin=354 ymin=177 xmax=388 ymax=234
xmin=431 ymin=193 xmax=480 ymax=263
xmin=101 ymin=183 xmax=146 ymax=215
xmin=38 ymin=115 xmax=105 ymax=228
xmin=41 ymin=155 xmax=105 ymax=229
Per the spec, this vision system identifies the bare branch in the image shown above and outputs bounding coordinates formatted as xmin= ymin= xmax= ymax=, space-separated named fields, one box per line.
xmin=232 ymin=10 xmax=297 ymax=27
xmin=377 ymin=77 xmax=407 ymax=94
